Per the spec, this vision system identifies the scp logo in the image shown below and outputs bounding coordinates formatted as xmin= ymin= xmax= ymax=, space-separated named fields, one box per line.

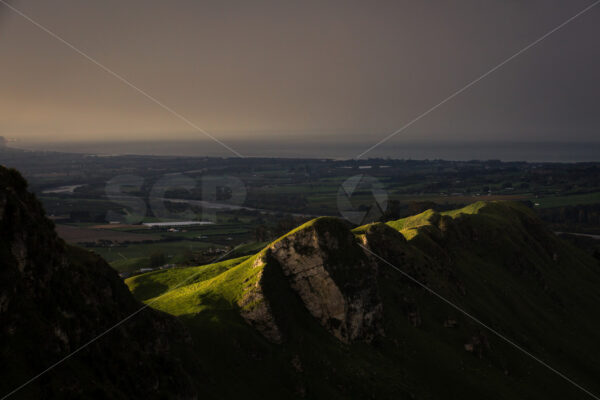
xmin=337 ymin=174 xmax=388 ymax=225
xmin=105 ymin=174 xmax=246 ymax=224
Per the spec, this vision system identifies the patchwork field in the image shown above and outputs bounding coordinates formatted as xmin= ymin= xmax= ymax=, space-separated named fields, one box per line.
xmin=55 ymin=224 xmax=159 ymax=243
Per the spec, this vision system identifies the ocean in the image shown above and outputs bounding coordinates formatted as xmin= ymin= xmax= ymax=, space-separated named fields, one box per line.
xmin=14 ymin=140 xmax=600 ymax=162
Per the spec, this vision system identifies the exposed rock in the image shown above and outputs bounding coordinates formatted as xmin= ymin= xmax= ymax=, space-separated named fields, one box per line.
xmin=444 ymin=318 xmax=459 ymax=328
xmin=407 ymin=310 xmax=422 ymax=327
xmin=238 ymin=256 xmax=283 ymax=343
xmin=241 ymin=218 xmax=384 ymax=343
xmin=291 ymin=354 xmax=303 ymax=373
xmin=464 ymin=333 xmax=491 ymax=358
xmin=270 ymin=219 xmax=383 ymax=342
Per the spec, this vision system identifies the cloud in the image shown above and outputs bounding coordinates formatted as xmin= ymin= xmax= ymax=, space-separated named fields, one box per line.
xmin=0 ymin=0 xmax=598 ymax=143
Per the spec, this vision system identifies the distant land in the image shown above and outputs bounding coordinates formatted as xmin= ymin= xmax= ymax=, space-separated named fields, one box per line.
xmin=11 ymin=139 xmax=600 ymax=162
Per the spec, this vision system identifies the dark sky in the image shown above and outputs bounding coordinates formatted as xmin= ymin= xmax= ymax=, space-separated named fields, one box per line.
xmin=0 ymin=0 xmax=599 ymax=145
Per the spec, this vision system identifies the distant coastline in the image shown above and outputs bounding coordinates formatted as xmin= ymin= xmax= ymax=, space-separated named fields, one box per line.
xmin=10 ymin=140 xmax=600 ymax=163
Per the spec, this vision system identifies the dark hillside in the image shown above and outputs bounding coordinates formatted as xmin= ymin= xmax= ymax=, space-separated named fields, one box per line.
xmin=0 ymin=166 xmax=205 ymax=399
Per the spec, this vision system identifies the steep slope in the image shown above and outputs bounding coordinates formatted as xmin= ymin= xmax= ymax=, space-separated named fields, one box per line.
xmin=240 ymin=217 xmax=383 ymax=343
xmin=0 ymin=167 xmax=205 ymax=399
xmin=132 ymin=201 xmax=600 ymax=399
xmin=127 ymin=220 xmax=398 ymax=399
xmin=359 ymin=202 xmax=600 ymax=398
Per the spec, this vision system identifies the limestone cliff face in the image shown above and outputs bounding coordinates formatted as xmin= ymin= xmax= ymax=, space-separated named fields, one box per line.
xmin=240 ymin=218 xmax=383 ymax=343
xmin=238 ymin=256 xmax=283 ymax=343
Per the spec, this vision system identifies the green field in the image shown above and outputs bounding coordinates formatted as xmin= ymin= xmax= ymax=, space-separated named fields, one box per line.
xmin=531 ymin=192 xmax=600 ymax=208
xmin=87 ymin=240 xmax=220 ymax=272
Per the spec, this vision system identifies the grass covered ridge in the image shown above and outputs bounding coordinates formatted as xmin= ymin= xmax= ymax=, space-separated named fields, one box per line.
xmin=124 ymin=201 xmax=600 ymax=399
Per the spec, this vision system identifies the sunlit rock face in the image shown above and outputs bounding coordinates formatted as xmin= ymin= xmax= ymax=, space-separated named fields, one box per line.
xmin=240 ymin=218 xmax=383 ymax=343
xmin=238 ymin=256 xmax=284 ymax=344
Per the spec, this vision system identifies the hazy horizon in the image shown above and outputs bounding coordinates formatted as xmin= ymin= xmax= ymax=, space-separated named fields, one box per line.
xmin=10 ymin=138 xmax=600 ymax=162
xmin=1 ymin=0 xmax=599 ymax=152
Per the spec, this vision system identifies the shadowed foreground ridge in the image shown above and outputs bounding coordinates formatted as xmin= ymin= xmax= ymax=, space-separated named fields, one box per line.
xmin=0 ymin=166 xmax=204 ymax=399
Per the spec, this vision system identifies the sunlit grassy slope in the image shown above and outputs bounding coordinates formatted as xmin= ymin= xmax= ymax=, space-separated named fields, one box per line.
xmin=355 ymin=201 xmax=510 ymax=238
xmin=125 ymin=201 xmax=600 ymax=400
xmin=126 ymin=255 xmax=251 ymax=302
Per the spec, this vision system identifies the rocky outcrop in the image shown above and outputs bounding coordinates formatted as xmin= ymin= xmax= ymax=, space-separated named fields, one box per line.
xmin=241 ymin=218 xmax=384 ymax=343
xmin=238 ymin=256 xmax=283 ymax=343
